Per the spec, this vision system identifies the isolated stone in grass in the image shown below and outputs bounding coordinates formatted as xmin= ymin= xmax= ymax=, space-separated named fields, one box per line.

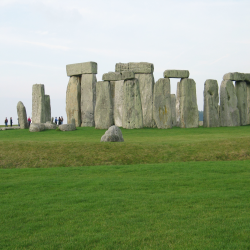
xmin=17 ymin=101 xmax=28 ymax=129
xmin=101 ymin=125 xmax=124 ymax=142
xmin=29 ymin=123 xmax=45 ymax=132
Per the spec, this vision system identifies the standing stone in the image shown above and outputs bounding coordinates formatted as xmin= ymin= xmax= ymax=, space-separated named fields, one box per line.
xmin=17 ymin=101 xmax=28 ymax=129
xmin=220 ymin=80 xmax=240 ymax=127
xmin=179 ymin=78 xmax=199 ymax=128
xmin=153 ymin=78 xmax=172 ymax=129
xmin=81 ymin=74 xmax=97 ymax=127
xmin=32 ymin=84 xmax=45 ymax=123
xmin=44 ymin=95 xmax=51 ymax=122
xmin=66 ymin=76 xmax=81 ymax=127
xmin=203 ymin=80 xmax=220 ymax=127
xmin=235 ymin=81 xmax=248 ymax=125
xmin=247 ymin=83 xmax=250 ymax=124
xmin=176 ymin=82 xmax=181 ymax=127
xmin=122 ymin=78 xmax=143 ymax=129
xmin=94 ymin=81 xmax=113 ymax=129
xmin=171 ymin=94 xmax=177 ymax=127
xmin=113 ymin=80 xmax=124 ymax=127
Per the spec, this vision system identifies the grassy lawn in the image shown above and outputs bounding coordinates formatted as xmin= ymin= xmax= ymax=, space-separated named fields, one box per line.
xmin=1 ymin=126 xmax=250 ymax=168
xmin=1 ymin=161 xmax=250 ymax=249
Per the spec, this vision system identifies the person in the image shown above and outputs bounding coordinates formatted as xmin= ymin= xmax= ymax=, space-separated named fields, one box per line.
xmin=10 ymin=117 xmax=13 ymax=127
xmin=5 ymin=117 xmax=8 ymax=127
xmin=55 ymin=117 xmax=57 ymax=125
xmin=61 ymin=116 xmax=63 ymax=124
xmin=28 ymin=117 xmax=31 ymax=127
xmin=58 ymin=117 xmax=61 ymax=125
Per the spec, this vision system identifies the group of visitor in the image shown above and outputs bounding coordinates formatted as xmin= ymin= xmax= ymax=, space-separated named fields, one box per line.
xmin=55 ymin=116 xmax=63 ymax=125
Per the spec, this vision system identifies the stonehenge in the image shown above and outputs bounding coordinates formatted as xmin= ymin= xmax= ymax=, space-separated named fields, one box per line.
xmin=171 ymin=94 xmax=177 ymax=127
xmin=101 ymin=125 xmax=124 ymax=142
xmin=17 ymin=101 xmax=28 ymax=129
xmin=235 ymin=81 xmax=247 ymax=126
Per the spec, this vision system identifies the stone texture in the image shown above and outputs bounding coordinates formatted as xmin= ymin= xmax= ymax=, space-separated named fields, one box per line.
xmin=176 ymin=82 xmax=181 ymax=127
xmin=102 ymin=72 xmax=122 ymax=81
xmin=113 ymin=80 xmax=124 ymax=127
xmin=101 ymin=125 xmax=124 ymax=142
xmin=171 ymin=94 xmax=177 ymax=127
xmin=17 ymin=101 xmax=28 ymax=129
xmin=115 ymin=62 xmax=154 ymax=74
xmin=44 ymin=95 xmax=51 ymax=122
xmin=179 ymin=78 xmax=199 ymax=128
xmin=163 ymin=70 xmax=189 ymax=79
xmin=81 ymin=74 xmax=97 ymax=127
xmin=122 ymin=78 xmax=143 ymax=129
xmin=247 ymin=83 xmax=250 ymax=124
xmin=245 ymin=74 xmax=250 ymax=82
xmin=220 ymin=80 xmax=240 ymax=127
xmin=44 ymin=122 xmax=57 ymax=130
xmin=32 ymin=84 xmax=45 ymax=123
xmin=66 ymin=62 xmax=97 ymax=76
xmin=203 ymin=79 xmax=220 ymax=127
xmin=153 ymin=78 xmax=172 ymax=129
xmin=235 ymin=81 xmax=248 ymax=125
xmin=94 ymin=81 xmax=113 ymax=129
xmin=223 ymin=72 xmax=245 ymax=81
xmin=29 ymin=123 xmax=45 ymax=132
xmin=66 ymin=76 xmax=81 ymax=127
xmin=121 ymin=71 xmax=135 ymax=80
xmin=135 ymin=73 xmax=155 ymax=127
xmin=59 ymin=124 xmax=76 ymax=131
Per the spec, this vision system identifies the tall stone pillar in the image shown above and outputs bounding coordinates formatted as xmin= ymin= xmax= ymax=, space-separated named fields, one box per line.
xmin=44 ymin=95 xmax=51 ymax=123
xmin=203 ymin=79 xmax=220 ymax=127
xmin=153 ymin=78 xmax=172 ymax=129
xmin=17 ymin=101 xmax=28 ymax=129
xmin=32 ymin=84 xmax=45 ymax=123
xmin=176 ymin=82 xmax=181 ymax=127
xmin=171 ymin=94 xmax=177 ymax=127
xmin=235 ymin=81 xmax=247 ymax=126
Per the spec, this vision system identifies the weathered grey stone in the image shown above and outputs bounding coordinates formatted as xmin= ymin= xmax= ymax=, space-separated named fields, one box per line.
xmin=176 ymin=82 xmax=181 ymax=127
xmin=113 ymin=80 xmax=124 ymax=127
xmin=66 ymin=76 xmax=81 ymax=127
xmin=122 ymin=79 xmax=143 ymax=129
xmin=135 ymin=73 xmax=155 ymax=127
xmin=81 ymin=74 xmax=97 ymax=127
xmin=153 ymin=78 xmax=172 ymax=129
xmin=0 ymin=126 xmax=20 ymax=131
xmin=199 ymin=121 xmax=203 ymax=126
xmin=29 ymin=123 xmax=45 ymax=132
xmin=94 ymin=81 xmax=113 ymax=129
xmin=220 ymin=80 xmax=240 ymax=127
xmin=44 ymin=95 xmax=51 ymax=122
xmin=247 ymin=83 xmax=250 ymax=124
xmin=163 ymin=70 xmax=189 ymax=79
xmin=244 ymin=74 xmax=250 ymax=82
xmin=66 ymin=62 xmax=97 ymax=76
xmin=101 ymin=125 xmax=124 ymax=142
xmin=203 ymin=79 xmax=220 ymax=127
xmin=17 ymin=101 xmax=28 ymax=129
xmin=223 ymin=72 xmax=245 ymax=81
xmin=235 ymin=81 xmax=248 ymax=125
xmin=44 ymin=123 xmax=57 ymax=130
xmin=71 ymin=118 xmax=76 ymax=129
xmin=121 ymin=71 xmax=135 ymax=80
xmin=59 ymin=124 xmax=76 ymax=131
xmin=102 ymin=72 xmax=122 ymax=81
xmin=171 ymin=94 xmax=177 ymax=127
xmin=179 ymin=78 xmax=199 ymax=128
xmin=51 ymin=117 xmax=54 ymax=123
xmin=115 ymin=62 xmax=154 ymax=74
xmin=32 ymin=84 xmax=45 ymax=123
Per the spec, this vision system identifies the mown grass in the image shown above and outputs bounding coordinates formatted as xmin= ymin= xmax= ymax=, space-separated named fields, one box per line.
xmin=1 ymin=126 xmax=250 ymax=168
xmin=1 ymin=161 xmax=250 ymax=249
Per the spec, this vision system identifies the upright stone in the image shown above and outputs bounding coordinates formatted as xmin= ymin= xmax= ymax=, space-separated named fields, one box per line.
xmin=32 ymin=84 xmax=45 ymax=123
xmin=17 ymin=101 xmax=28 ymax=129
xmin=203 ymin=80 xmax=220 ymax=127
xmin=122 ymin=79 xmax=143 ymax=129
xmin=247 ymin=83 xmax=250 ymax=124
xmin=44 ymin=95 xmax=51 ymax=122
xmin=171 ymin=94 xmax=177 ymax=127
xmin=94 ymin=81 xmax=113 ymax=129
xmin=113 ymin=80 xmax=124 ymax=127
xmin=153 ymin=78 xmax=172 ymax=129
xmin=81 ymin=74 xmax=97 ymax=127
xmin=179 ymin=78 xmax=199 ymax=128
xmin=235 ymin=81 xmax=248 ymax=125
xmin=176 ymin=82 xmax=181 ymax=127
xmin=66 ymin=76 xmax=81 ymax=127
xmin=220 ymin=80 xmax=240 ymax=127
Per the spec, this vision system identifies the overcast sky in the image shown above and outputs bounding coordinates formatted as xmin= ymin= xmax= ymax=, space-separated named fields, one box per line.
xmin=1 ymin=0 xmax=250 ymax=124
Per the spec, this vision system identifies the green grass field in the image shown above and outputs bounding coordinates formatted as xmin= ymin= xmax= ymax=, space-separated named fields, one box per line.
xmin=1 ymin=126 xmax=250 ymax=249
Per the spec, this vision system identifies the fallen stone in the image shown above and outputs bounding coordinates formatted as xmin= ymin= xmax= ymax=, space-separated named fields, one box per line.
xmin=66 ymin=62 xmax=97 ymax=76
xmin=223 ymin=72 xmax=245 ymax=81
xmin=171 ymin=94 xmax=177 ymax=127
xmin=122 ymin=78 xmax=143 ymax=129
xmin=176 ymin=82 xmax=181 ymax=127
xmin=94 ymin=81 xmax=113 ymax=129
xmin=113 ymin=80 xmax=124 ymax=127
xmin=163 ymin=70 xmax=189 ymax=79
xmin=81 ymin=74 xmax=97 ymax=127
xmin=101 ymin=125 xmax=124 ymax=142
xmin=179 ymin=78 xmax=199 ymax=128
xmin=0 ymin=126 xmax=20 ymax=131
xmin=59 ymin=124 xmax=76 ymax=131
xmin=44 ymin=122 xmax=57 ymax=130
xmin=102 ymin=72 xmax=122 ymax=81
xmin=29 ymin=123 xmax=45 ymax=132
xmin=235 ymin=81 xmax=248 ymax=125
xmin=115 ymin=62 xmax=154 ymax=74
xmin=32 ymin=84 xmax=46 ymax=123
xmin=66 ymin=76 xmax=81 ymax=127
xmin=203 ymin=79 xmax=220 ymax=127
xmin=153 ymin=78 xmax=172 ymax=129
xmin=17 ymin=101 xmax=28 ymax=129
xmin=220 ymin=80 xmax=240 ymax=127
xmin=44 ymin=95 xmax=51 ymax=122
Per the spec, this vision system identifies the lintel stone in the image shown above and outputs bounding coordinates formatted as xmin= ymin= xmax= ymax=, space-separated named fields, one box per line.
xmin=223 ymin=72 xmax=245 ymax=81
xmin=66 ymin=62 xmax=97 ymax=76
xmin=115 ymin=62 xmax=154 ymax=74
xmin=163 ymin=70 xmax=189 ymax=79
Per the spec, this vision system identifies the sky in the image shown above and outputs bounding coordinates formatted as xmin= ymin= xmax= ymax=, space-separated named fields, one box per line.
xmin=1 ymin=0 xmax=250 ymax=124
